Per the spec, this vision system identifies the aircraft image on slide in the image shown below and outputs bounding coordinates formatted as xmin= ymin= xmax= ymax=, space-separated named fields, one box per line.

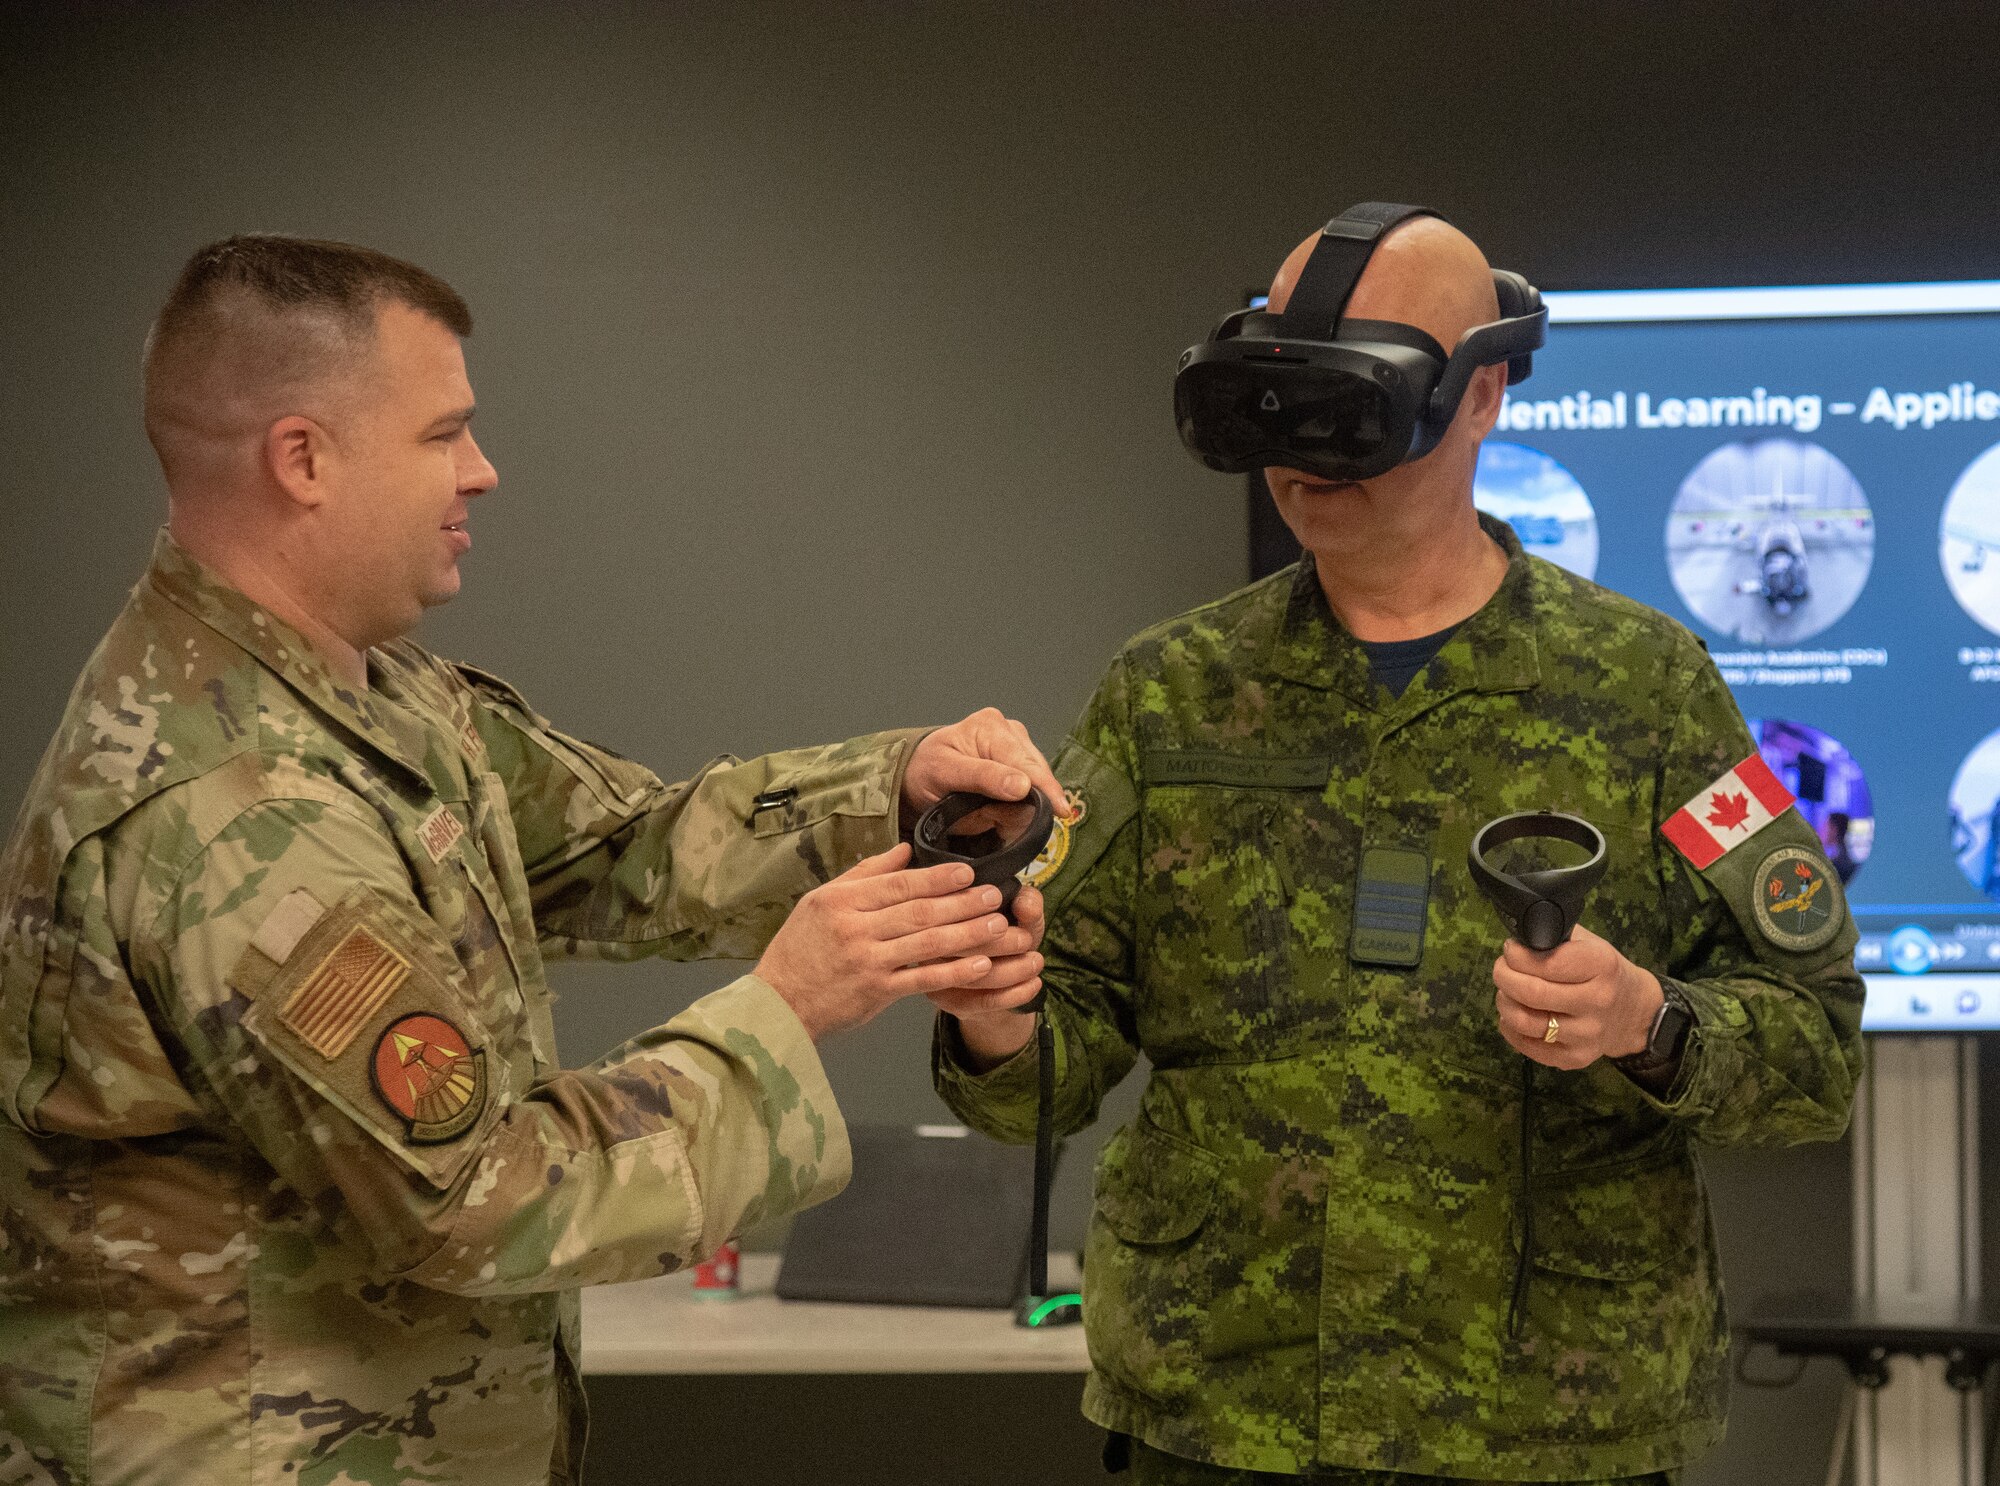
xmin=1666 ymin=439 xmax=1874 ymax=644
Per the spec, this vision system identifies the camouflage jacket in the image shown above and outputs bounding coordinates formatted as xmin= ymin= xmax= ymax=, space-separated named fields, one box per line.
xmin=935 ymin=516 xmax=1863 ymax=1480
xmin=0 ymin=532 xmax=919 ymax=1485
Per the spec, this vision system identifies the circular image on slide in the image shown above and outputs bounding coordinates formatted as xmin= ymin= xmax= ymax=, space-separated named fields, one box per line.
xmin=1474 ymin=442 xmax=1599 ymax=579
xmin=1664 ymin=438 xmax=1875 ymax=644
xmin=1940 ymin=440 xmax=2000 ymax=636
xmin=1949 ymin=727 xmax=2000 ymax=903
xmin=1744 ymin=717 xmax=1873 ymax=884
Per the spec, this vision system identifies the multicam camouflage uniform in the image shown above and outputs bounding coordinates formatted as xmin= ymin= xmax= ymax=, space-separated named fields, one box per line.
xmin=935 ymin=516 xmax=1862 ymax=1482
xmin=0 ymin=532 xmax=919 ymax=1485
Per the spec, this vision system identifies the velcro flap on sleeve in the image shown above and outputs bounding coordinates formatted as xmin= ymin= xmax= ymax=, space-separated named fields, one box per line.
xmin=1692 ymin=810 xmax=1856 ymax=977
xmin=1019 ymin=737 xmax=1138 ymax=913
xmin=234 ymin=889 xmax=500 ymax=1190
xmin=745 ymin=731 xmax=920 ymax=839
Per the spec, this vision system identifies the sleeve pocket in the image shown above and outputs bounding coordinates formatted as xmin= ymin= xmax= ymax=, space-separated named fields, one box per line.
xmin=233 ymin=890 xmax=503 ymax=1192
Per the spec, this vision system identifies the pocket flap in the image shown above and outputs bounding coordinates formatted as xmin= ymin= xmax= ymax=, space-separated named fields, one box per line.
xmin=1094 ymin=1122 xmax=1221 ymax=1246
xmin=1531 ymin=1150 xmax=1706 ymax=1281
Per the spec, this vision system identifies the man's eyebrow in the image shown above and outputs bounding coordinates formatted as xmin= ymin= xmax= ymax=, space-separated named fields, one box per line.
xmin=423 ymin=405 xmax=476 ymax=435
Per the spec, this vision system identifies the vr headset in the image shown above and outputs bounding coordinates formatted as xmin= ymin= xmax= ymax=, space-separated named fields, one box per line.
xmin=1174 ymin=201 xmax=1547 ymax=482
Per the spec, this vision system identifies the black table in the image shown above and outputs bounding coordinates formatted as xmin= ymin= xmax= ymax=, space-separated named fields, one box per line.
xmin=1743 ymin=1291 xmax=2000 ymax=1391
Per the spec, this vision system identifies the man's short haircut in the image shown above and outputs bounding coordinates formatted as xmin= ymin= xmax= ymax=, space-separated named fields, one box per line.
xmin=142 ymin=234 xmax=473 ymax=469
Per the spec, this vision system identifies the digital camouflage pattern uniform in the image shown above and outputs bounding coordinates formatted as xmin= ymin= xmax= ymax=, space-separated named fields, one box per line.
xmin=935 ymin=516 xmax=1862 ymax=1483
xmin=0 ymin=532 xmax=920 ymax=1485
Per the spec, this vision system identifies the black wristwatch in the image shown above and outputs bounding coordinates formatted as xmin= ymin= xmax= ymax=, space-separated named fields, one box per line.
xmin=1613 ymin=979 xmax=1693 ymax=1078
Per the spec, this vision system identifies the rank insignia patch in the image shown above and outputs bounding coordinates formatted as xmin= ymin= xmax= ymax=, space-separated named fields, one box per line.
xmin=1750 ymin=845 xmax=1844 ymax=953
xmin=279 ymin=927 xmax=410 ymax=1060
xmin=371 ymin=1013 xmax=487 ymax=1143
xmin=1020 ymin=793 xmax=1086 ymax=889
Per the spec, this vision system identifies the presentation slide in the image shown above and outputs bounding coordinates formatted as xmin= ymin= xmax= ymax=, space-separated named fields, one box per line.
xmin=1483 ymin=283 xmax=2000 ymax=1031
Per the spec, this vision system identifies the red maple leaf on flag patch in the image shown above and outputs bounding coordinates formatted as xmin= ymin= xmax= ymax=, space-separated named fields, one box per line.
xmin=1706 ymin=791 xmax=1751 ymax=831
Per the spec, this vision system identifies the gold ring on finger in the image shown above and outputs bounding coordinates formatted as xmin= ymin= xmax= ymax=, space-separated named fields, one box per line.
xmin=1544 ymin=1016 xmax=1561 ymax=1044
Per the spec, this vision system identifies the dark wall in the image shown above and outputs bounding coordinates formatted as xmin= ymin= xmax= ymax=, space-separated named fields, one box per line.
xmin=6 ymin=5 xmax=1998 ymax=1483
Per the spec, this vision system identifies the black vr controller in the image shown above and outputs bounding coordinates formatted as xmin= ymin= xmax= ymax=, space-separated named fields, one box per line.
xmin=1467 ymin=810 xmax=1609 ymax=1339
xmin=911 ymin=787 xmax=1074 ymax=1325
xmin=911 ymin=787 xmax=1055 ymax=1008
xmin=1467 ymin=812 xmax=1608 ymax=951
xmin=1175 ymin=201 xmax=1548 ymax=483
xmin=910 ymin=788 xmax=1055 ymax=918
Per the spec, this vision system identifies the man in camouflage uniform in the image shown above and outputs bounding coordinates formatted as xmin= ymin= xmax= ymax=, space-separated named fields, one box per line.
xmin=0 ymin=235 xmax=1058 ymax=1484
xmin=934 ymin=217 xmax=1863 ymax=1483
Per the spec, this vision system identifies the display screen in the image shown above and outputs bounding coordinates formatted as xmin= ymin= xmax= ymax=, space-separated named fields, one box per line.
xmin=1248 ymin=281 xmax=2000 ymax=1031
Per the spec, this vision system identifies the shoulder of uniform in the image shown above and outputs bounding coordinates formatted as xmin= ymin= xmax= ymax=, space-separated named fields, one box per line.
xmin=1114 ymin=563 xmax=1296 ymax=671
xmin=21 ymin=592 xmax=272 ymax=843
xmin=116 ymin=746 xmax=366 ymax=878
xmin=1525 ymin=554 xmax=1712 ymax=675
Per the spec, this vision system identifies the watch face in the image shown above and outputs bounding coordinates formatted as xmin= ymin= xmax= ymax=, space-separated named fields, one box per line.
xmin=1652 ymin=997 xmax=1693 ymax=1059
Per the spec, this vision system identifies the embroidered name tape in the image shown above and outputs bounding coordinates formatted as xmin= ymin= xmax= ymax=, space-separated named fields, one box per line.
xmin=419 ymin=806 xmax=465 ymax=864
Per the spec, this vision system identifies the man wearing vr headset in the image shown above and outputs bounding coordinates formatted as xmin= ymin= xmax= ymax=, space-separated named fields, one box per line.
xmin=936 ymin=207 xmax=1861 ymax=1484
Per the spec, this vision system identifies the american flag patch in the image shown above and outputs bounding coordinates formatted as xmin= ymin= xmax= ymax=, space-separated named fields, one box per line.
xmin=419 ymin=806 xmax=465 ymax=864
xmin=279 ymin=927 xmax=410 ymax=1060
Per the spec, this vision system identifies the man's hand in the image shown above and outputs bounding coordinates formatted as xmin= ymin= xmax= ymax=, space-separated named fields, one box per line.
xmin=929 ymin=884 xmax=1048 ymax=1071
xmin=1491 ymin=924 xmax=1663 ymax=1071
xmin=902 ymin=708 xmax=1068 ymax=831
xmin=755 ymin=843 xmax=1041 ymax=1043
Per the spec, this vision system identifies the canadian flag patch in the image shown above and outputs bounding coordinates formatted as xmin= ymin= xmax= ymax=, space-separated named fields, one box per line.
xmin=1661 ymin=754 xmax=1796 ymax=869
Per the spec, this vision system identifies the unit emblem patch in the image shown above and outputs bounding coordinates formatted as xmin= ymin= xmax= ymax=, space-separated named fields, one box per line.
xmin=371 ymin=1013 xmax=487 ymax=1143
xmin=1750 ymin=845 xmax=1844 ymax=953
xmin=1020 ymin=793 xmax=1086 ymax=889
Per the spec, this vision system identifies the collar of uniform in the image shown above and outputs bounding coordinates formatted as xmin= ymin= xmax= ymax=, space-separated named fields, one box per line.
xmin=144 ymin=529 xmax=434 ymax=789
xmin=1260 ymin=510 xmax=1541 ymax=708
xmin=1396 ymin=512 xmax=1541 ymax=707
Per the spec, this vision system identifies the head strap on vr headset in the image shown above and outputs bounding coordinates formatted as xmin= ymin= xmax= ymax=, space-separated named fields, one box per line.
xmin=1277 ymin=202 xmax=1439 ymax=339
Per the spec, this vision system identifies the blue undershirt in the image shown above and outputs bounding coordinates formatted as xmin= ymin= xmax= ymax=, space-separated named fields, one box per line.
xmin=1359 ymin=623 xmax=1461 ymax=699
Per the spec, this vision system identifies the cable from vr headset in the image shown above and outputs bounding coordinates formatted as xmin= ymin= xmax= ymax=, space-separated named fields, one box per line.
xmin=909 ymin=789 xmax=1072 ymax=1320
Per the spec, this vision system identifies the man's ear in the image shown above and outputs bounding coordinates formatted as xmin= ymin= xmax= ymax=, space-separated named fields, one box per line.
xmin=265 ymin=415 xmax=333 ymax=509
xmin=1460 ymin=361 xmax=1508 ymax=439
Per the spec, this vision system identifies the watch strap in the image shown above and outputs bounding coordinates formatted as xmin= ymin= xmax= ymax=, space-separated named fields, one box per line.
xmin=1613 ymin=978 xmax=1693 ymax=1075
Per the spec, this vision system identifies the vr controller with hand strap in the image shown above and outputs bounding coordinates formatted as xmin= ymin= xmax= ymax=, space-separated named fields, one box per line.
xmin=911 ymin=789 xmax=1078 ymax=1326
xmin=1175 ymin=201 xmax=1547 ymax=481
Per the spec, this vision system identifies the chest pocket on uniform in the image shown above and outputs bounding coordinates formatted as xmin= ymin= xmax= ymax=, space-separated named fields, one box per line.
xmin=1136 ymin=781 xmax=1324 ymax=1058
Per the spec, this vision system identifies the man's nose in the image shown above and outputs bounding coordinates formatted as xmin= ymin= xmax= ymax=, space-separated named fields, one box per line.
xmin=461 ymin=433 xmax=499 ymax=496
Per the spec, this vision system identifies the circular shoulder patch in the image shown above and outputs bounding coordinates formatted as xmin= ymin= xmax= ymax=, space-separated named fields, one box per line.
xmin=1019 ymin=792 xmax=1087 ymax=889
xmin=371 ymin=1013 xmax=487 ymax=1143
xmin=1750 ymin=845 xmax=1845 ymax=953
